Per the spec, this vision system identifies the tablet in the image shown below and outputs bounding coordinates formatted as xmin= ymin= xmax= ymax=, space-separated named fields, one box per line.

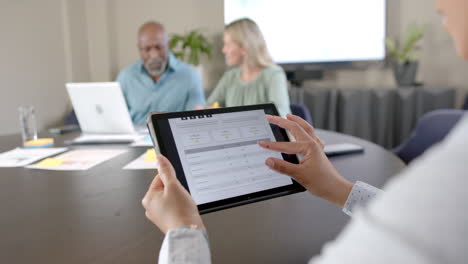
xmin=147 ymin=104 xmax=305 ymax=214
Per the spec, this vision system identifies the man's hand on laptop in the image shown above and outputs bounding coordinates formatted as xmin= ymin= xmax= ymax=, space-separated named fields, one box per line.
xmin=141 ymin=154 xmax=206 ymax=234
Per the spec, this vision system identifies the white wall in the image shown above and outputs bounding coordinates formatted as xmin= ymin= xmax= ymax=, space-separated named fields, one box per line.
xmin=64 ymin=0 xmax=90 ymax=82
xmin=0 ymin=0 xmax=466 ymax=136
xmin=0 ymin=0 xmax=69 ymax=135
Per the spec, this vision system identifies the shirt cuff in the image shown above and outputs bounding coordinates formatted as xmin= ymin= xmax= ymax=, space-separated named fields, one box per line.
xmin=343 ymin=181 xmax=383 ymax=216
xmin=159 ymin=227 xmax=211 ymax=264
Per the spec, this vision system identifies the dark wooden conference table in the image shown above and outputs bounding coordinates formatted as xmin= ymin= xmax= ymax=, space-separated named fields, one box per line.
xmin=0 ymin=130 xmax=404 ymax=264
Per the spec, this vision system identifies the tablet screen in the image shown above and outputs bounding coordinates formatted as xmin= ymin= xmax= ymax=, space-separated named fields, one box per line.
xmin=148 ymin=104 xmax=303 ymax=213
xmin=168 ymin=109 xmax=292 ymax=205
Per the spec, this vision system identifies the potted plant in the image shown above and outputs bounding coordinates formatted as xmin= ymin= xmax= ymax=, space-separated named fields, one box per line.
xmin=385 ymin=23 xmax=426 ymax=87
xmin=169 ymin=30 xmax=213 ymax=66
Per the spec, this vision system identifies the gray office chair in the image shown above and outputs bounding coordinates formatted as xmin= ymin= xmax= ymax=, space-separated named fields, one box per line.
xmin=463 ymin=94 xmax=468 ymax=110
xmin=392 ymin=109 xmax=465 ymax=164
xmin=290 ymin=103 xmax=313 ymax=125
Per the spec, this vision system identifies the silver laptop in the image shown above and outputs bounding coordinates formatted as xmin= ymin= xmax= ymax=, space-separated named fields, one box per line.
xmin=66 ymin=82 xmax=140 ymax=144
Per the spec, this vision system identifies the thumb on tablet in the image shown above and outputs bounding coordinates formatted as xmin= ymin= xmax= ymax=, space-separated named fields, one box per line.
xmin=156 ymin=154 xmax=177 ymax=184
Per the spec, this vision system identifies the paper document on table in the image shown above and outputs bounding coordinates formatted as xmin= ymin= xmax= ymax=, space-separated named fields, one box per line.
xmin=27 ymin=149 xmax=127 ymax=170
xmin=0 ymin=147 xmax=68 ymax=167
xmin=123 ymin=149 xmax=158 ymax=170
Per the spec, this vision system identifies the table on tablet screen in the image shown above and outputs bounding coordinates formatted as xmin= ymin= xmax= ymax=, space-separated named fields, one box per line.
xmin=168 ymin=110 xmax=292 ymax=204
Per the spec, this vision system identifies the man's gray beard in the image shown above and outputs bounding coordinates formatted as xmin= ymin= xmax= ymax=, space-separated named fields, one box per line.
xmin=145 ymin=58 xmax=167 ymax=76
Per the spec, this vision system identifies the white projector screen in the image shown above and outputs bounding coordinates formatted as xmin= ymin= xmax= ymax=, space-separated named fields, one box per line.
xmin=224 ymin=0 xmax=386 ymax=64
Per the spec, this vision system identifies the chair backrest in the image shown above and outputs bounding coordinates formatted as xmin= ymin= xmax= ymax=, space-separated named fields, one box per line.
xmin=392 ymin=109 xmax=465 ymax=164
xmin=463 ymin=94 xmax=468 ymax=110
xmin=290 ymin=103 xmax=313 ymax=125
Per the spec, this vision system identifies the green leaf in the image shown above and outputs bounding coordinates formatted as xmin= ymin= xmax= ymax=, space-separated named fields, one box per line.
xmin=173 ymin=51 xmax=185 ymax=60
xmin=169 ymin=35 xmax=183 ymax=50
xmin=385 ymin=38 xmax=398 ymax=58
xmin=167 ymin=29 xmax=213 ymax=65
xmin=386 ymin=22 xmax=426 ymax=63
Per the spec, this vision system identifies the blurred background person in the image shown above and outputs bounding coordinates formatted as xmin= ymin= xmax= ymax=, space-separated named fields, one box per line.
xmin=205 ymin=18 xmax=291 ymax=117
xmin=117 ymin=21 xmax=205 ymax=125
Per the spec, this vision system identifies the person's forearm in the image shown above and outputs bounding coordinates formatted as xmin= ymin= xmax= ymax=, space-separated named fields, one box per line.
xmin=308 ymin=170 xmax=382 ymax=216
xmin=159 ymin=227 xmax=211 ymax=264
xmin=342 ymin=181 xmax=383 ymax=216
xmin=302 ymin=166 xmax=354 ymax=209
xmin=322 ymin=177 xmax=354 ymax=208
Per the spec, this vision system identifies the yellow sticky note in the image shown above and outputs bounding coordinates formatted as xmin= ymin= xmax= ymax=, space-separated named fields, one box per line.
xmin=212 ymin=101 xmax=220 ymax=108
xmin=36 ymin=158 xmax=65 ymax=167
xmin=144 ymin=149 xmax=157 ymax=162
xmin=24 ymin=138 xmax=54 ymax=147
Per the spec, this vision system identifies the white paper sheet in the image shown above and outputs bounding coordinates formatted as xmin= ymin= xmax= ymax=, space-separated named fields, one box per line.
xmin=0 ymin=147 xmax=68 ymax=167
xmin=123 ymin=150 xmax=158 ymax=170
xmin=27 ymin=149 xmax=127 ymax=171
xmin=71 ymin=134 xmax=139 ymax=144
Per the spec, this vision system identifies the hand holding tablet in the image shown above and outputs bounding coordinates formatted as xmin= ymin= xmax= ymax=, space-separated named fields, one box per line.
xmin=143 ymin=106 xmax=356 ymax=236
xmin=142 ymin=154 xmax=205 ymax=234
xmin=147 ymin=104 xmax=304 ymax=214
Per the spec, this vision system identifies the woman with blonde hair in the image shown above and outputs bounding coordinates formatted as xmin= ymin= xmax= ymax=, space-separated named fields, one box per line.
xmin=206 ymin=18 xmax=291 ymax=117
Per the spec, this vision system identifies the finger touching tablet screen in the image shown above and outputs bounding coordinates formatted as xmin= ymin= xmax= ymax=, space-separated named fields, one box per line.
xmin=147 ymin=104 xmax=304 ymax=214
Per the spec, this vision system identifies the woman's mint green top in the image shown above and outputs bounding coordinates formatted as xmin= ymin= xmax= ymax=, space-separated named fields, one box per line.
xmin=207 ymin=65 xmax=291 ymax=117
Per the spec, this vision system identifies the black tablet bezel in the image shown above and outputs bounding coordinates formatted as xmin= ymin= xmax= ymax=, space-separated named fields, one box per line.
xmin=147 ymin=103 xmax=305 ymax=214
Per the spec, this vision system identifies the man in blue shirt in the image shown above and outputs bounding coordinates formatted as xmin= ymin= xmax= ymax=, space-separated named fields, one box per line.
xmin=117 ymin=21 xmax=205 ymax=125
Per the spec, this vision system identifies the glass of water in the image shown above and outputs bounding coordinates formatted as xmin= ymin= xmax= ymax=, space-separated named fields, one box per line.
xmin=18 ymin=105 xmax=38 ymax=145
